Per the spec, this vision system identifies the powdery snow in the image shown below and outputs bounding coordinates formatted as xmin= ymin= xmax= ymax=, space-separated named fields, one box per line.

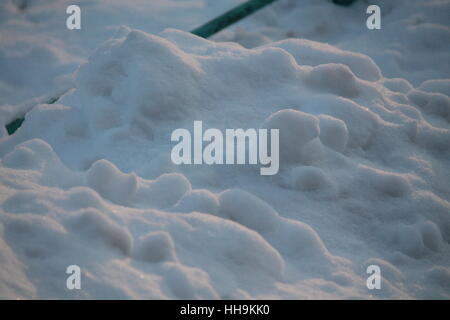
xmin=0 ymin=0 xmax=449 ymax=299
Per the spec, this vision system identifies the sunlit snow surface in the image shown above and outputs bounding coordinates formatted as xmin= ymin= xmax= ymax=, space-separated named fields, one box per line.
xmin=0 ymin=0 xmax=449 ymax=299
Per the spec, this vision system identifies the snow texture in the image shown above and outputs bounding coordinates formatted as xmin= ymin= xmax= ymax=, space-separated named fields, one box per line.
xmin=0 ymin=0 xmax=449 ymax=299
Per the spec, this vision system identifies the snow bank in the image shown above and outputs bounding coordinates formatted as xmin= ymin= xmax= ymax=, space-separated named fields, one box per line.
xmin=0 ymin=18 xmax=449 ymax=299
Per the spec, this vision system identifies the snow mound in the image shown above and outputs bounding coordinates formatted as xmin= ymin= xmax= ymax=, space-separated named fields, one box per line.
xmin=281 ymin=166 xmax=334 ymax=193
xmin=86 ymin=157 xmax=192 ymax=209
xmin=133 ymin=231 xmax=177 ymax=263
xmin=261 ymin=109 xmax=319 ymax=164
xmin=0 ymin=26 xmax=449 ymax=299
xmin=270 ymin=39 xmax=382 ymax=82
xmin=87 ymin=160 xmax=138 ymax=206
xmin=305 ymin=63 xmax=359 ymax=98
xmin=318 ymin=115 xmax=349 ymax=153
xmin=65 ymin=208 xmax=133 ymax=255
xmin=218 ymin=189 xmax=280 ymax=234
xmin=172 ymin=189 xmax=220 ymax=214
xmin=3 ymin=139 xmax=82 ymax=188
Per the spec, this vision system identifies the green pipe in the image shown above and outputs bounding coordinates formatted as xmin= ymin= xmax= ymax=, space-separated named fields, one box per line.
xmin=5 ymin=117 xmax=24 ymax=135
xmin=332 ymin=0 xmax=357 ymax=6
xmin=191 ymin=0 xmax=278 ymax=38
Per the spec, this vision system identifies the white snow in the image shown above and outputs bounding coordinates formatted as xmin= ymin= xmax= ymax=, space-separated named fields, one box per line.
xmin=262 ymin=109 xmax=320 ymax=163
xmin=318 ymin=114 xmax=349 ymax=153
xmin=0 ymin=0 xmax=449 ymax=299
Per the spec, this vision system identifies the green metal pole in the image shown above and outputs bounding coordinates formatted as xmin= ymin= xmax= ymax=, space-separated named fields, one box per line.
xmin=191 ymin=0 xmax=278 ymax=38
xmin=332 ymin=0 xmax=357 ymax=6
xmin=5 ymin=118 xmax=24 ymax=135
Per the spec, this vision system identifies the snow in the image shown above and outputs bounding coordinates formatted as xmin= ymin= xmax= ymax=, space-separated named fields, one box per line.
xmin=0 ymin=0 xmax=449 ymax=299
xmin=281 ymin=165 xmax=335 ymax=193
xmin=215 ymin=0 xmax=450 ymax=85
xmin=318 ymin=114 xmax=349 ymax=153
xmin=262 ymin=109 xmax=319 ymax=163
xmin=133 ymin=230 xmax=178 ymax=263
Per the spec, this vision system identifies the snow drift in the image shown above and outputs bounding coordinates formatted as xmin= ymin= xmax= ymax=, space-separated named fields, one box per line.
xmin=0 ymin=25 xmax=449 ymax=299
